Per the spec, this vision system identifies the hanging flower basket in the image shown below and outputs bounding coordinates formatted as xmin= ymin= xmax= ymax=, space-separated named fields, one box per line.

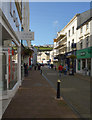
xmin=67 ymin=54 xmax=76 ymax=59
xmin=21 ymin=47 xmax=34 ymax=57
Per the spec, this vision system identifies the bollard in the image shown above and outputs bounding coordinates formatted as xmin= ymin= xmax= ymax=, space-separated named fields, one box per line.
xmin=57 ymin=80 xmax=61 ymax=99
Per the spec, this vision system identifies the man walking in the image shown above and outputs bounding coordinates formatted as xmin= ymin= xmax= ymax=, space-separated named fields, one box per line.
xmin=58 ymin=64 xmax=63 ymax=77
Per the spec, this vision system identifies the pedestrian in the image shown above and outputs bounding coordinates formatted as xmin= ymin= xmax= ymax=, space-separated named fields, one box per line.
xmin=51 ymin=64 xmax=53 ymax=69
xmin=29 ymin=64 xmax=32 ymax=70
xmin=38 ymin=64 xmax=41 ymax=70
xmin=64 ymin=64 xmax=68 ymax=75
xmin=54 ymin=65 xmax=56 ymax=71
xmin=34 ymin=64 xmax=37 ymax=70
xmin=58 ymin=64 xmax=63 ymax=77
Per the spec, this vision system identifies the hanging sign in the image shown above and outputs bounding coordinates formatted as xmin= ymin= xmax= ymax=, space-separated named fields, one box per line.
xmin=16 ymin=31 xmax=34 ymax=40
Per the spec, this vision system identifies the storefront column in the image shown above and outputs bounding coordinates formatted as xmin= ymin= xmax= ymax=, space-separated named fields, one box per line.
xmin=76 ymin=59 xmax=78 ymax=72
xmin=86 ymin=59 xmax=87 ymax=68
xmin=18 ymin=46 xmax=21 ymax=86
xmin=91 ymin=58 xmax=92 ymax=77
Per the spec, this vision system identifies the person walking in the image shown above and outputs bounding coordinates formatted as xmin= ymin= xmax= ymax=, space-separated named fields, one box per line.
xmin=34 ymin=64 xmax=37 ymax=70
xmin=54 ymin=65 xmax=56 ymax=71
xmin=58 ymin=64 xmax=63 ymax=77
xmin=64 ymin=64 xmax=68 ymax=75
xmin=38 ymin=64 xmax=41 ymax=70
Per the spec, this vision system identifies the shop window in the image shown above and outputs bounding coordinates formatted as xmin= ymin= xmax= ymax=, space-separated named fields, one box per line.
xmin=82 ymin=59 xmax=86 ymax=69
xmin=78 ymin=60 xmax=80 ymax=70
xmin=87 ymin=59 xmax=91 ymax=70
xmin=2 ymin=52 xmax=7 ymax=91
xmin=7 ymin=41 xmax=18 ymax=90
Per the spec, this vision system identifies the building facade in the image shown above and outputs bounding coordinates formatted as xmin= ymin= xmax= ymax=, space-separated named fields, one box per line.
xmin=37 ymin=51 xmax=50 ymax=64
xmin=76 ymin=10 xmax=92 ymax=76
xmin=0 ymin=1 xmax=22 ymax=118
xmin=53 ymin=9 xmax=92 ymax=76
xmin=53 ymin=14 xmax=79 ymax=71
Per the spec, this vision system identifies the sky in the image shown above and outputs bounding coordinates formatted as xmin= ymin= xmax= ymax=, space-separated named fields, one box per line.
xmin=29 ymin=2 xmax=90 ymax=46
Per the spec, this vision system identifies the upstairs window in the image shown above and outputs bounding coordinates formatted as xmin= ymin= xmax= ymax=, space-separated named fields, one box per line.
xmin=72 ymin=39 xmax=74 ymax=43
xmin=80 ymin=41 xmax=83 ymax=49
xmin=72 ymin=26 xmax=74 ymax=34
xmin=86 ymin=23 xmax=89 ymax=30
xmin=68 ymin=30 xmax=70 ymax=37
xmin=80 ymin=27 xmax=83 ymax=33
xmin=86 ymin=36 xmax=89 ymax=48
xmin=68 ymin=41 xmax=70 ymax=51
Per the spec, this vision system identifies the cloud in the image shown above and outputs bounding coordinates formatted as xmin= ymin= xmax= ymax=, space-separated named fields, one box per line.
xmin=53 ymin=20 xmax=59 ymax=26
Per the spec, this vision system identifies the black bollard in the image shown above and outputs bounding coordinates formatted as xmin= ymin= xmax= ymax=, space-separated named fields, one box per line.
xmin=57 ymin=80 xmax=61 ymax=99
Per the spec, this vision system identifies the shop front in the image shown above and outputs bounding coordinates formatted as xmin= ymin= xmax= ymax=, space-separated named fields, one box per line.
xmin=65 ymin=50 xmax=76 ymax=72
xmin=76 ymin=47 xmax=92 ymax=76
xmin=0 ymin=8 xmax=21 ymax=117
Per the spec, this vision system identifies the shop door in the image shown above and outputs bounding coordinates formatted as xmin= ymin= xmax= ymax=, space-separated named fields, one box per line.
xmin=2 ymin=51 xmax=8 ymax=91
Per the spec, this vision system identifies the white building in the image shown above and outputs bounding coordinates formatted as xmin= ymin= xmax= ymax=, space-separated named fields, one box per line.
xmin=53 ymin=14 xmax=79 ymax=70
xmin=32 ymin=47 xmax=37 ymax=65
xmin=53 ymin=9 xmax=92 ymax=76
xmin=37 ymin=51 xmax=50 ymax=64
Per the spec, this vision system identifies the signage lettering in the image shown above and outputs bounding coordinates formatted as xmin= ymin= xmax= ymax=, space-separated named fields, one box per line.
xmin=16 ymin=31 xmax=34 ymax=40
xmin=80 ymin=52 xmax=86 ymax=56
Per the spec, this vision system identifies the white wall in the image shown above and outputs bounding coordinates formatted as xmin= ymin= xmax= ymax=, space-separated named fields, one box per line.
xmin=1 ymin=1 xmax=21 ymax=32
xmin=32 ymin=47 xmax=37 ymax=65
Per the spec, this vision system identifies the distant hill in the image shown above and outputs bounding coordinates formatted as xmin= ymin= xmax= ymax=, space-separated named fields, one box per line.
xmin=34 ymin=46 xmax=53 ymax=51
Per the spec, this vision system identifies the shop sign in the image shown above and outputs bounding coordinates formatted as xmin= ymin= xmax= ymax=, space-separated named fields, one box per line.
xmin=80 ymin=52 xmax=86 ymax=56
xmin=77 ymin=47 xmax=92 ymax=59
xmin=67 ymin=53 xmax=72 ymax=56
xmin=16 ymin=31 xmax=34 ymax=40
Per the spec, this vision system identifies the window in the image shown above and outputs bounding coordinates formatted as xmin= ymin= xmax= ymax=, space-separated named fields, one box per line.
xmin=72 ymin=26 xmax=74 ymax=34
xmin=68 ymin=41 xmax=70 ymax=51
xmin=72 ymin=39 xmax=74 ymax=43
xmin=80 ymin=27 xmax=83 ymax=33
xmin=86 ymin=23 xmax=89 ymax=30
xmin=71 ymin=39 xmax=74 ymax=49
xmin=80 ymin=41 xmax=83 ymax=49
xmin=86 ymin=36 xmax=89 ymax=48
xmin=68 ymin=30 xmax=70 ymax=37
xmin=65 ymin=33 xmax=67 ymax=37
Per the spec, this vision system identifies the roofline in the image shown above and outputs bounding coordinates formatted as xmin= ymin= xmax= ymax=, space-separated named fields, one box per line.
xmin=77 ymin=17 xmax=92 ymax=30
xmin=60 ymin=14 xmax=80 ymax=32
